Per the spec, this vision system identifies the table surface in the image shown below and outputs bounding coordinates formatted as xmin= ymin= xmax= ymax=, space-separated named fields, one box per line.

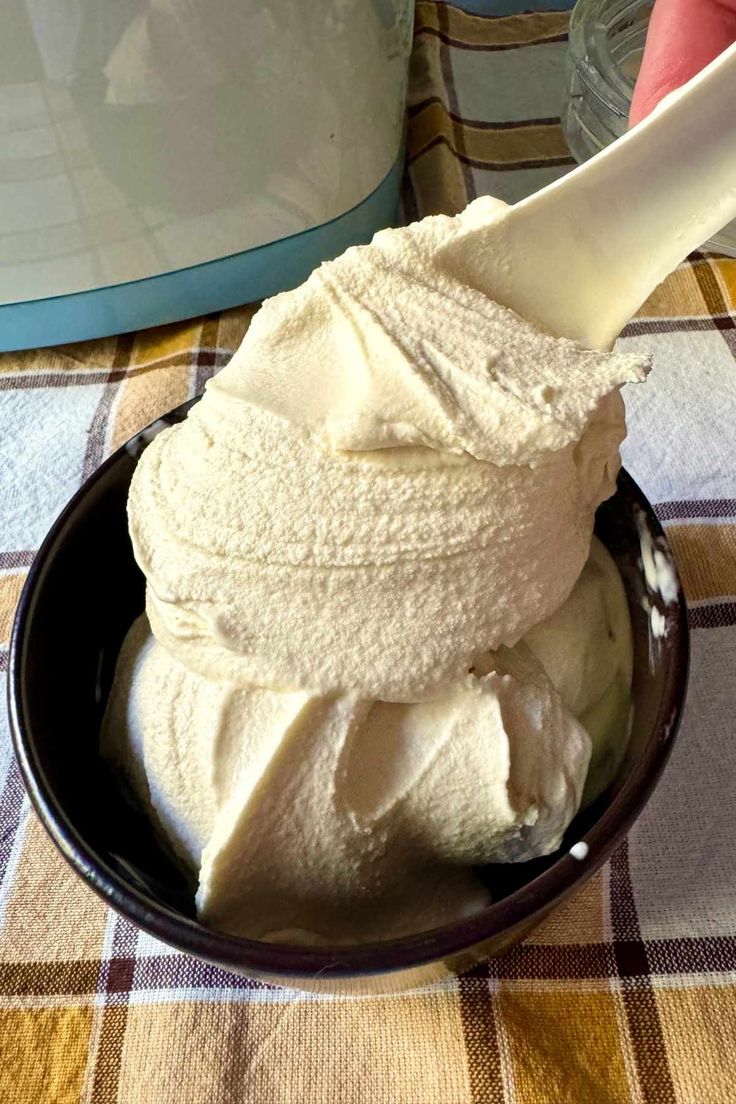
xmin=2 ymin=4 xmax=736 ymax=1102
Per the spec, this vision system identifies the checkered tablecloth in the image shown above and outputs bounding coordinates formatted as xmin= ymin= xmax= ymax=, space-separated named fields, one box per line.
xmin=2 ymin=4 xmax=736 ymax=1102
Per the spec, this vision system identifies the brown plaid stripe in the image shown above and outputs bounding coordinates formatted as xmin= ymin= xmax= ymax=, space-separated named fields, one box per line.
xmin=609 ymin=842 xmax=677 ymax=1104
xmin=3 ymin=930 xmax=736 ymax=1008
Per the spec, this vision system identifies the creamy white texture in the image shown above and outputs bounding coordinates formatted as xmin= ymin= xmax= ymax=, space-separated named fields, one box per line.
xmin=476 ymin=538 xmax=634 ymax=806
xmin=535 ymin=538 xmax=634 ymax=806
xmin=102 ymin=540 xmax=632 ymax=944
xmin=129 ymin=202 xmax=648 ymax=702
xmin=111 ymin=195 xmax=650 ymax=942
xmin=103 ymin=621 xmax=591 ymax=944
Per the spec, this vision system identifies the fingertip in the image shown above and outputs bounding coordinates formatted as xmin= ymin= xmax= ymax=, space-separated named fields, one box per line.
xmin=629 ymin=73 xmax=683 ymax=127
xmin=628 ymin=0 xmax=736 ymax=126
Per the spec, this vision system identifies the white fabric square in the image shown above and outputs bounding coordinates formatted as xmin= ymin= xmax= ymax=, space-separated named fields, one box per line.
xmin=0 ymin=383 xmax=105 ymax=549
xmin=629 ymin=626 xmax=736 ymax=939
xmin=0 ymin=673 xmax=14 ymax=796
xmin=621 ymin=328 xmax=736 ymax=503
xmin=451 ymin=42 xmax=567 ymax=122
xmin=135 ymin=929 xmax=183 ymax=958
xmin=472 ymin=163 xmax=568 ymax=205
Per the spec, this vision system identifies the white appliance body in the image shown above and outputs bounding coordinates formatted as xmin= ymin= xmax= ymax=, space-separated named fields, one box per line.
xmin=0 ymin=0 xmax=412 ymax=347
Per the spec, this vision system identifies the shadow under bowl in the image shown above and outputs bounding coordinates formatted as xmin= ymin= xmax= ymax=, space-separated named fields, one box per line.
xmin=8 ymin=400 xmax=689 ymax=994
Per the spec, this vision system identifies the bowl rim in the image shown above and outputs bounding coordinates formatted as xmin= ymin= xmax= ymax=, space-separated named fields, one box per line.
xmin=8 ymin=402 xmax=690 ymax=979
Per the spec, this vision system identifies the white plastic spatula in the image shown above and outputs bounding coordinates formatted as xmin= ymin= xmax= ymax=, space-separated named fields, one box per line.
xmin=437 ymin=40 xmax=736 ymax=350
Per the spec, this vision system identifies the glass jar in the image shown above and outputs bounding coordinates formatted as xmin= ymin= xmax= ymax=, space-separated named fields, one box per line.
xmin=563 ymin=0 xmax=736 ymax=255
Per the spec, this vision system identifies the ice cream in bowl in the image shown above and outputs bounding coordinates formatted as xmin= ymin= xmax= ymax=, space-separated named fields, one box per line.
xmin=101 ymin=198 xmax=659 ymax=948
xmin=18 ymin=38 xmax=736 ymax=987
xmin=8 ymin=206 xmax=687 ymax=991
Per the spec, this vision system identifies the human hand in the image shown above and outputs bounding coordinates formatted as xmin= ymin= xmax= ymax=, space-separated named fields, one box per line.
xmin=630 ymin=0 xmax=736 ymax=124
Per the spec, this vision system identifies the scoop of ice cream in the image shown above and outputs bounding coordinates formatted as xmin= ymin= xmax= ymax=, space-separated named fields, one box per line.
xmin=103 ymin=535 xmax=636 ymax=943
xmin=523 ymin=536 xmax=633 ymax=804
xmin=102 ymin=615 xmax=591 ymax=944
xmin=112 ymin=188 xmax=648 ymax=943
xmin=129 ymin=206 xmax=648 ymax=703
xmin=475 ymin=537 xmax=633 ymax=806
xmin=522 ymin=537 xmax=632 ymax=714
xmin=101 ymin=615 xmax=306 ymax=869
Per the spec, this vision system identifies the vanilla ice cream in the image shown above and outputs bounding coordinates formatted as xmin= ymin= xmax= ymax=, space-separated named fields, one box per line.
xmin=103 ymin=597 xmax=594 ymax=944
xmin=104 ymin=195 xmax=647 ymax=942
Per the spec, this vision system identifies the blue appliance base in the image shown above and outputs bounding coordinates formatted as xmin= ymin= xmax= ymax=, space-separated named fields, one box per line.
xmin=0 ymin=159 xmax=402 ymax=352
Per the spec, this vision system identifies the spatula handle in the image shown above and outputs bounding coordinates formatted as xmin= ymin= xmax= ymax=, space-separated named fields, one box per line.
xmin=440 ymin=40 xmax=736 ymax=349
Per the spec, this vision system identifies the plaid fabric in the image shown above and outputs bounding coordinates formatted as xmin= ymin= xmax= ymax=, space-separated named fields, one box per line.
xmin=2 ymin=4 xmax=736 ymax=1102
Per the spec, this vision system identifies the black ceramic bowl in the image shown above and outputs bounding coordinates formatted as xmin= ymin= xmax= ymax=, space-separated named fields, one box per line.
xmin=9 ymin=401 xmax=689 ymax=993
